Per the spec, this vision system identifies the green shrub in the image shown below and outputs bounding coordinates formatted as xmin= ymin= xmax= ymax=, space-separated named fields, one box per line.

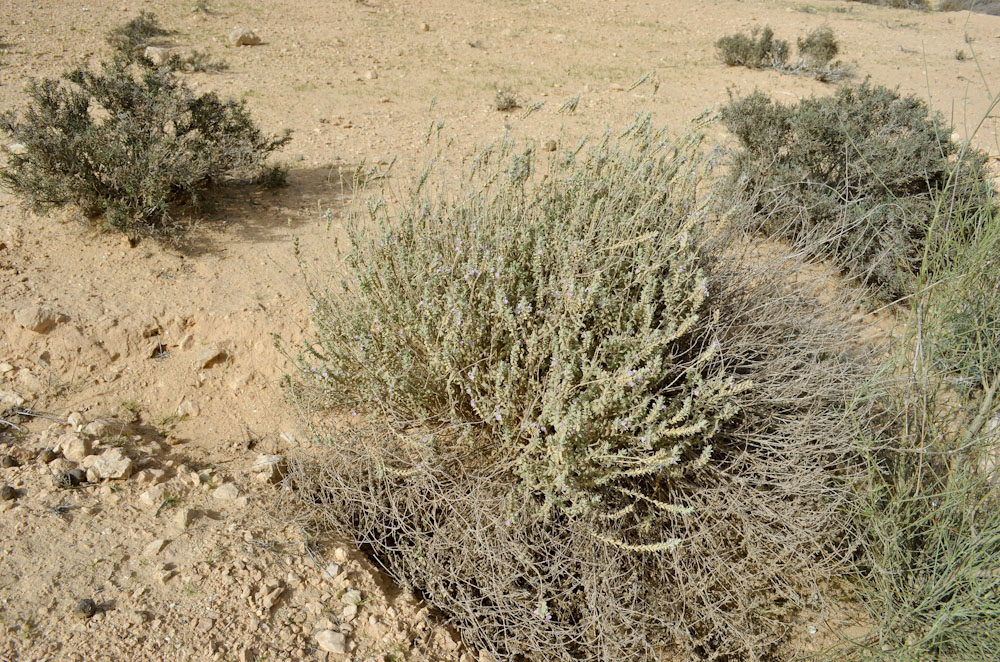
xmin=106 ymin=10 xmax=172 ymax=62
xmin=720 ymin=81 xmax=995 ymax=303
xmin=286 ymin=118 xmax=872 ymax=660
xmin=715 ymin=26 xmax=789 ymax=69
xmin=0 ymin=57 xmax=290 ymax=238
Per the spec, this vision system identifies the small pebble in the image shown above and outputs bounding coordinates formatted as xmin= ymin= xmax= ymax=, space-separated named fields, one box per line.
xmin=0 ymin=455 xmax=19 ymax=468
xmin=0 ymin=485 xmax=16 ymax=501
xmin=38 ymin=449 xmax=59 ymax=464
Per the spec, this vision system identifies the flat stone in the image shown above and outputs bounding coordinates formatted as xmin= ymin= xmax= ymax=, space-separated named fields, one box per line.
xmin=143 ymin=539 xmax=168 ymax=557
xmin=91 ymin=448 xmax=133 ymax=480
xmin=14 ymin=306 xmax=66 ymax=333
xmin=212 ymin=482 xmax=239 ymax=500
xmin=315 ymin=630 xmax=346 ymax=654
xmin=0 ymin=390 xmax=25 ymax=408
xmin=229 ymin=27 xmax=261 ymax=46
xmin=59 ymin=433 xmax=93 ymax=462
xmin=143 ymin=46 xmax=171 ymax=66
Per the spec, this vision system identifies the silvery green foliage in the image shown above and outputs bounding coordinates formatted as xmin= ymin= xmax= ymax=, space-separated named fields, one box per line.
xmin=303 ymin=118 xmax=743 ymax=546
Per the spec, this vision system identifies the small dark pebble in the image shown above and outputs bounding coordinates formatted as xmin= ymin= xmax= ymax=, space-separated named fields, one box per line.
xmin=0 ymin=485 xmax=16 ymax=501
xmin=38 ymin=449 xmax=59 ymax=464
xmin=75 ymin=598 xmax=97 ymax=620
xmin=1 ymin=455 xmax=18 ymax=468
xmin=54 ymin=469 xmax=87 ymax=488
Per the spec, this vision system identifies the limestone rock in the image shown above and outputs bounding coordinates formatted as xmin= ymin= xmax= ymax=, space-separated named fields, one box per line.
xmin=14 ymin=306 xmax=66 ymax=333
xmin=229 ymin=28 xmax=261 ymax=46
xmin=91 ymin=448 xmax=133 ymax=480
xmin=315 ymin=630 xmax=346 ymax=654
xmin=59 ymin=433 xmax=93 ymax=462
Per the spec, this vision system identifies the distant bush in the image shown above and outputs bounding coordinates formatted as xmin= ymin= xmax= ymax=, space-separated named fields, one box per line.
xmin=106 ymin=10 xmax=172 ymax=62
xmin=0 ymin=57 xmax=289 ymax=238
xmin=494 ymin=87 xmax=519 ymax=111
xmin=715 ymin=26 xmax=789 ymax=68
xmin=717 ymin=25 xmax=849 ymax=81
xmin=797 ymin=26 xmax=839 ymax=68
xmin=849 ymin=0 xmax=931 ymax=8
xmin=284 ymin=118 xmax=872 ymax=660
xmin=721 ymin=81 xmax=995 ymax=303
xmin=938 ymin=0 xmax=1000 ymax=14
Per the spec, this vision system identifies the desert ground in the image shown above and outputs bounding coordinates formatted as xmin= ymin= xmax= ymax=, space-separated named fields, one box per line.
xmin=1 ymin=0 xmax=998 ymax=660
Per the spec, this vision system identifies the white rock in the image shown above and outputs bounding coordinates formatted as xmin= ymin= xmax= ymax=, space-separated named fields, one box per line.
xmin=177 ymin=399 xmax=200 ymax=418
xmin=0 ymin=390 xmax=25 ymax=408
xmin=5 ymin=143 xmax=27 ymax=155
xmin=139 ymin=485 xmax=166 ymax=507
xmin=143 ymin=46 xmax=171 ymax=66
xmin=66 ymin=412 xmax=85 ymax=429
xmin=59 ymin=433 xmax=93 ymax=462
xmin=175 ymin=506 xmax=195 ymax=528
xmin=315 ymin=630 xmax=346 ymax=654
xmin=251 ymin=454 xmax=286 ymax=483
xmin=83 ymin=419 xmax=117 ymax=437
xmin=212 ymin=482 xmax=239 ymax=500
xmin=229 ymin=27 xmax=261 ymax=46
xmin=342 ymin=589 xmax=362 ymax=606
xmin=92 ymin=448 xmax=133 ymax=480
xmin=143 ymin=539 xmax=168 ymax=557
xmin=14 ymin=306 xmax=66 ymax=333
xmin=195 ymin=345 xmax=228 ymax=369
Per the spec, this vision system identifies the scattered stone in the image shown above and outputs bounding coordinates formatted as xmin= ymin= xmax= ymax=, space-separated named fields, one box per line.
xmin=91 ymin=448 xmax=133 ymax=480
xmin=38 ymin=449 xmax=59 ymax=464
xmin=14 ymin=305 xmax=66 ymax=333
xmin=239 ymin=648 xmax=256 ymax=662
xmin=542 ymin=140 xmax=557 ymax=152
xmin=177 ymin=399 xmax=200 ymax=418
xmin=86 ymin=468 xmax=100 ymax=483
xmin=75 ymin=598 xmax=97 ymax=620
xmin=0 ymin=363 xmax=13 ymax=374
xmin=175 ymin=506 xmax=195 ymax=528
xmin=143 ymin=46 xmax=170 ymax=66
xmin=135 ymin=468 xmax=167 ymax=486
xmin=0 ymin=390 xmax=25 ymax=408
xmin=365 ymin=69 xmax=378 ymax=80
xmin=197 ymin=616 xmax=215 ymax=632
xmin=66 ymin=412 xmax=85 ymax=429
xmin=420 ymin=22 xmax=431 ymax=32
xmin=0 ymin=485 xmax=16 ymax=501
xmin=143 ymin=539 xmax=168 ymax=557
xmin=68 ymin=468 xmax=88 ymax=485
xmin=212 ymin=482 xmax=240 ymax=500
xmin=262 ymin=585 xmax=284 ymax=610
xmin=53 ymin=469 xmax=85 ymax=488
xmin=315 ymin=630 xmax=347 ymax=654
xmin=60 ymin=433 xmax=93 ymax=462
xmin=342 ymin=589 xmax=362 ymax=606
xmin=323 ymin=562 xmax=340 ymax=580
xmin=6 ymin=142 xmax=27 ymax=155
xmin=1 ymin=455 xmax=19 ymax=468
xmin=229 ymin=28 xmax=261 ymax=46
xmin=83 ymin=419 xmax=116 ymax=437
xmin=196 ymin=345 xmax=228 ymax=369
xmin=139 ymin=485 xmax=166 ymax=507
xmin=251 ymin=454 xmax=286 ymax=483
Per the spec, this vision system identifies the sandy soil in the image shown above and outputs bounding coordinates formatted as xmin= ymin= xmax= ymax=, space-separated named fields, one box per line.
xmin=1 ymin=0 xmax=998 ymax=660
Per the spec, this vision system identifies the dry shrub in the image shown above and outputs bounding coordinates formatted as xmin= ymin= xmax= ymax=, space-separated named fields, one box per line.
xmin=715 ymin=26 xmax=790 ymax=69
xmin=281 ymin=119 xmax=876 ymax=660
xmin=720 ymin=81 xmax=995 ymax=304
xmin=937 ymin=0 xmax=1000 ymax=14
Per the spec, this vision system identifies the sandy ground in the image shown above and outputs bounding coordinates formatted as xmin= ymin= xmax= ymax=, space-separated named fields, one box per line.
xmin=1 ymin=0 xmax=998 ymax=659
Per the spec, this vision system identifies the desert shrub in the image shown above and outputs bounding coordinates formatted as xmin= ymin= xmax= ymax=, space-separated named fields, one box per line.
xmin=797 ymin=26 xmax=839 ymax=68
xmin=494 ymin=87 xmax=519 ymax=111
xmin=720 ymin=81 xmax=995 ymax=304
xmin=284 ymin=119 xmax=874 ymax=659
xmin=106 ymin=10 xmax=172 ymax=61
xmin=938 ymin=0 xmax=1000 ymax=14
xmin=718 ymin=25 xmax=849 ymax=81
xmin=0 ymin=57 xmax=290 ymax=238
xmin=715 ymin=26 xmax=789 ymax=68
xmin=849 ymin=0 xmax=930 ymax=8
